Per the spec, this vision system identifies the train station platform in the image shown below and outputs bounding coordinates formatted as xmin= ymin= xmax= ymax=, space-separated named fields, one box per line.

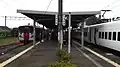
xmin=71 ymin=47 xmax=97 ymax=67
xmin=5 ymin=40 xmax=58 ymax=67
xmin=4 ymin=40 xmax=114 ymax=67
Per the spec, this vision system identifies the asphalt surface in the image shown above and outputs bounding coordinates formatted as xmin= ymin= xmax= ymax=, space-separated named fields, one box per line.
xmin=71 ymin=46 xmax=97 ymax=67
xmin=73 ymin=36 xmax=120 ymax=65
xmin=5 ymin=40 xmax=58 ymax=67
xmin=0 ymin=40 xmax=116 ymax=67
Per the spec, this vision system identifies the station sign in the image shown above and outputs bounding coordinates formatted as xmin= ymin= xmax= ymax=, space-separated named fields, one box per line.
xmin=55 ymin=14 xmax=58 ymax=25
xmin=62 ymin=15 xmax=66 ymax=26
xmin=55 ymin=14 xmax=66 ymax=26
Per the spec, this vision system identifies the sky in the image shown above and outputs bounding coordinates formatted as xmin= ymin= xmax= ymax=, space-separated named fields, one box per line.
xmin=0 ymin=0 xmax=120 ymax=28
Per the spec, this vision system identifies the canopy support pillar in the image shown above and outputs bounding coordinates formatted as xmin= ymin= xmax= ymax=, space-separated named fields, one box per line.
xmin=33 ymin=20 xmax=36 ymax=45
xmin=68 ymin=12 xmax=71 ymax=53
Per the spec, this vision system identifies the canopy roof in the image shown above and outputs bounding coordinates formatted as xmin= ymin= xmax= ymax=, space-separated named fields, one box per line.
xmin=17 ymin=9 xmax=101 ymax=29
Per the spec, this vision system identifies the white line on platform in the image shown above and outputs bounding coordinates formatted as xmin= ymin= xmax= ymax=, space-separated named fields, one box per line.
xmin=74 ymin=44 xmax=103 ymax=67
xmin=0 ymin=41 xmax=40 ymax=67
xmin=73 ymin=40 xmax=120 ymax=67
xmin=84 ymin=47 xmax=120 ymax=67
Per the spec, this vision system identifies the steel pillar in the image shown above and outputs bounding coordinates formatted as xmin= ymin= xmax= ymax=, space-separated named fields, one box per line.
xmin=68 ymin=12 xmax=71 ymax=53
xmin=58 ymin=0 xmax=63 ymax=49
xmin=81 ymin=22 xmax=84 ymax=49
xmin=33 ymin=20 xmax=36 ymax=45
xmin=42 ymin=25 xmax=45 ymax=42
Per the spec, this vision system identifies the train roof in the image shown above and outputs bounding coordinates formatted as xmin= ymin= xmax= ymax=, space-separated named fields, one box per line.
xmin=84 ymin=20 xmax=120 ymax=28
xmin=17 ymin=9 xmax=100 ymax=29
xmin=18 ymin=25 xmax=33 ymax=28
xmin=18 ymin=25 xmax=44 ymax=29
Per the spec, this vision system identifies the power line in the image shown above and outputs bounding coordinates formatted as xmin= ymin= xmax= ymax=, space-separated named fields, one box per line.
xmin=45 ymin=0 xmax=66 ymax=13
xmin=45 ymin=0 xmax=54 ymax=14
xmin=111 ymin=4 xmax=120 ymax=9
xmin=0 ymin=16 xmax=31 ymax=20
xmin=36 ymin=0 xmax=54 ymax=22
xmin=37 ymin=0 xmax=66 ymax=22
xmin=110 ymin=0 xmax=119 ymax=5
xmin=102 ymin=0 xmax=119 ymax=10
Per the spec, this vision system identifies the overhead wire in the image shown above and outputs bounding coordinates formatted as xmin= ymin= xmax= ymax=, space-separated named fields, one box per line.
xmin=102 ymin=0 xmax=119 ymax=10
xmin=45 ymin=0 xmax=67 ymax=13
xmin=111 ymin=3 xmax=120 ymax=9
xmin=0 ymin=16 xmax=30 ymax=20
xmin=45 ymin=0 xmax=54 ymax=14
xmin=110 ymin=0 xmax=119 ymax=6
xmin=35 ymin=0 xmax=54 ymax=22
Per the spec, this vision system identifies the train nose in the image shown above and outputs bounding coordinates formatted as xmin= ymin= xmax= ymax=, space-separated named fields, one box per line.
xmin=24 ymin=33 xmax=29 ymax=40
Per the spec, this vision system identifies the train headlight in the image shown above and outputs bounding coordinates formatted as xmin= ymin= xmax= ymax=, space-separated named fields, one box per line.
xmin=31 ymin=35 xmax=33 ymax=38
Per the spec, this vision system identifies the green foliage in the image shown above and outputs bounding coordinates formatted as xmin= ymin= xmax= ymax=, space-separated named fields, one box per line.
xmin=56 ymin=49 xmax=71 ymax=63
xmin=48 ymin=61 xmax=77 ymax=67
xmin=56 ymin=48 xmax=65 ymax=57
xmin=0 ymin=31 xmax=11 ymax=38
xmin=0 ymin=37 xmax=18 ymax=46
xmin=48 ymin=48 xmax=77 ymax=67
xmin=48 ymin=44 xmax=77 ymax=67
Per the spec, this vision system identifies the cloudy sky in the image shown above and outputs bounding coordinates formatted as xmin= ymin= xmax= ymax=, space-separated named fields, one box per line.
xmin=0 ymin=0 xmax=119 ymax=28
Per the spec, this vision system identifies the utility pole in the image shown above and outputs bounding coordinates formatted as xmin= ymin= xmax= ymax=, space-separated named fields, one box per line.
xmin=5 ymin=16 xmax=7 ymax=27
xmin=4 ymin=16 xmax=7 ymax=37
xmin=58 ymin=0 xmax=63 ymax=49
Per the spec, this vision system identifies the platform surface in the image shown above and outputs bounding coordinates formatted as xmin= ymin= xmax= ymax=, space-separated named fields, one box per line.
xmin=5 ymin=40 xmax=114 ymax=67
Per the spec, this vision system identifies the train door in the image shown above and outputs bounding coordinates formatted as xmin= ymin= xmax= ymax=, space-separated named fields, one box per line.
xmin=94 ymin=28 xmax=98 ymax=44
xmin=90 ymin=28 xmax=95 ymax=43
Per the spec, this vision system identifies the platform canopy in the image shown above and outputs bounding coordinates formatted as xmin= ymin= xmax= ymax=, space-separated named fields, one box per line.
xmin=17 ymin=9 xmax=101 ymax=29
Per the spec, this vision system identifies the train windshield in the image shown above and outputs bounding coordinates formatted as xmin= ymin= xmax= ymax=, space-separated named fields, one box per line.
xmin=19 ymin=26 xmax=33 ymax=33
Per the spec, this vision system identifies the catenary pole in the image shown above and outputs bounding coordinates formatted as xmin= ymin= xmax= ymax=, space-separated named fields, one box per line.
xmin=5 ymin=16 xmax=7 ymax=27
xmin=58 ymin=0 xmax=63 ymax=49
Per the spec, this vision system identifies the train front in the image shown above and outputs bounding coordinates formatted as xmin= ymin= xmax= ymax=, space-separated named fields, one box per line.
xmin=18 ymin=26 xmax=34 ymax=44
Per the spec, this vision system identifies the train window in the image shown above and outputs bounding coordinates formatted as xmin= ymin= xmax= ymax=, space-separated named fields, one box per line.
xmin=84 ymin=32 xmax=87 ymax=36
xmin=86 ymin=32 xmax=87 ymax=36
xmin=80 ymin=32 xmax=81 ymax=35
xmin=84 ymin=32 xmax=85 ymax=36
xmin=105 ymin=32 xmax=107 ymax=39
xmin=99 ymin=32 xmax=101 ymax=38
xmin=113 ymin=32 xmax=116 ymax=40
xmin=19 ymin=26 xmax=33 ymax=33
xmin=108 ymin=32 xmax=111 ymax=40
xmin=117 ymin=32 xmax=120 ymax=41
xmin=85 ymin=32 xmax=87 ymax=36
xmin=102 ymin=32 xmax=104 ymax=39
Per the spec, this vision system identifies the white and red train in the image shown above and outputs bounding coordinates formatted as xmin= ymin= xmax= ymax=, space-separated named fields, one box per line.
xmin=18 ymin=25 xmax=48 ymax=44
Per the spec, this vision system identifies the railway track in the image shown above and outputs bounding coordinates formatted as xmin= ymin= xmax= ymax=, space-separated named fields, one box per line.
xmin=0 ymin=41 xmax=40 ymax=67
xmin=0 ymin=41 xmax=35 ymax=64
xmin=0 ymin=42 xmax=23 ymax=56
xmin=72 ymin=39 xmax=120 ymax=67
